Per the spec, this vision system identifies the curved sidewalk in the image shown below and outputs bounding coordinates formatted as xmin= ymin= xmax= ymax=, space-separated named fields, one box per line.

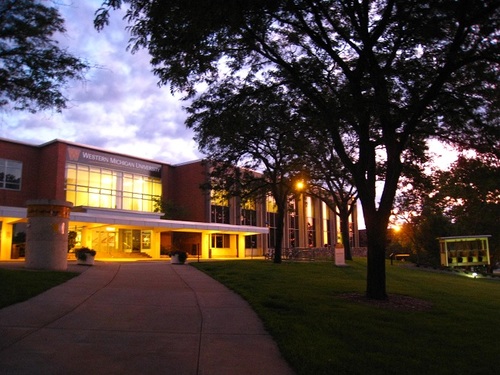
xmin=0 ymin=261 xmax=295 ymax=375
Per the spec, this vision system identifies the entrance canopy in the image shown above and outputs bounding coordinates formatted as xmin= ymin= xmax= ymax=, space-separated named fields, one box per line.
xmin=1 ymin=205 xmax=268 ymax=260
xmin=70 ymin=207 xmax=268 ymax=235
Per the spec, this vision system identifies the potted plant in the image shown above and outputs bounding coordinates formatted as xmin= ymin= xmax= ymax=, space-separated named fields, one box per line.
xmin=75 ymin=247 xmax=96 ymax=266
xmin=169 ymin=250 xmax=188 ymax=264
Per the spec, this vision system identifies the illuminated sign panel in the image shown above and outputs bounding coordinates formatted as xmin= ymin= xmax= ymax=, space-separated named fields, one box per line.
xmin=67 ymin=146 xmax=161 ymax=177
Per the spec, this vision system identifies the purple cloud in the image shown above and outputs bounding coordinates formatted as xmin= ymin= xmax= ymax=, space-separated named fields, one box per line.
xmin=1 ymin=0 xmax=202 ymax=165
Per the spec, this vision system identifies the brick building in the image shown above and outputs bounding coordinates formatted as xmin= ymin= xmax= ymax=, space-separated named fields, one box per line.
xmin=0 ymin=138 xmax=358 ymax=260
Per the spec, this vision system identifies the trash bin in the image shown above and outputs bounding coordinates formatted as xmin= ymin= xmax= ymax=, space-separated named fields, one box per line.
xmin=11 ymin=244 xmax=20 ymax=259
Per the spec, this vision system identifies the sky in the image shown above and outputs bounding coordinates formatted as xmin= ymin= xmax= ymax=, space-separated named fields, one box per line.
xmin=0 ymin=1 xmax=458 ymax=170
xmin=0 ymin=0 xmax=203 ymax=165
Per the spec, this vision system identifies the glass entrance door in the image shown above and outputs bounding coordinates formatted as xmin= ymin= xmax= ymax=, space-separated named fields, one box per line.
xmin=91 ymin=230 xmax=117 ymax=256
xmin=120 ymin=229 xmax=142 ymax=252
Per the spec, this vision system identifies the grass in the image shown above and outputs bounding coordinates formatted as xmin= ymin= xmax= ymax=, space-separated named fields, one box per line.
xmin=192 ymin=259 xmax=500 ymax=375
xmin=0 ymin=268 xmax=78 ymax=309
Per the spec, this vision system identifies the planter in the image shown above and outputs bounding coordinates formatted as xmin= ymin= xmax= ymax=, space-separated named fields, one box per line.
xmin=74 ymin=247 xmax=96 ymax=266
xmin=77 ymin=254 xmax=95 ymax=266
xmin=170 ymin=254 xmax=186 ymax=264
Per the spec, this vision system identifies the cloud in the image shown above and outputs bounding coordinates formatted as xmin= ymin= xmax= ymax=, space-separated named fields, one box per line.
xmin=0 ymin=0 xmax=202 ymax=165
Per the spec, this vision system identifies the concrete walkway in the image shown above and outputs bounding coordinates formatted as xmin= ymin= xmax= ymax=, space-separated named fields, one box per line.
xmin=0 ymin=261 xmax=295 ymax=375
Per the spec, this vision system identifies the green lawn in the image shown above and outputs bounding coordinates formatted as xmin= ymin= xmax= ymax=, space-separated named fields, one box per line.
xmin=0 ymin=268 xmax=78 ymax=309
xmin=192 ymin=259 xmax=500 ymax=375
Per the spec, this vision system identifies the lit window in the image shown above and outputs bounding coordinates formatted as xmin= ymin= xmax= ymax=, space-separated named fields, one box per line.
xmin=210 ymin=190 xmax=229 ymax=223
xmin=306 ymin=196 xmax=316 ymax=247
xmin=211 ymin=234 xmax=230 ymax=248
xmin=322 ymin=202 xmax=331 ymax=247
xmin=65 ymin=162 xmax=161 ymax=212
xmin=266 ymin=194 xmax=278 ymax=213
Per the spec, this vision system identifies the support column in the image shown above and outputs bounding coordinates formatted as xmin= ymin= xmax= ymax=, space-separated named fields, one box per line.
xmin=25 ymin=199 xmax=73 ymax=271
xmin=0 ymin=221 xmax=14 ymax=260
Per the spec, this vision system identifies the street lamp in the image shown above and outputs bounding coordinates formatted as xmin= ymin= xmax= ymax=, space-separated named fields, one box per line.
xmin=296 ymin=180 xmax=305 ymax=191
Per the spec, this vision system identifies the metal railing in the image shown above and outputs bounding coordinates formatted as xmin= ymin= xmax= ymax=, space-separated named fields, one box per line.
xmin=266 ymin=247 xmax=335 ymax=261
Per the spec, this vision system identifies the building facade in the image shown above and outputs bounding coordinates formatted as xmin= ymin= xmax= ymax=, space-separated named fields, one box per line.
xmin=0 ymin=138 xmax=358 ymax=260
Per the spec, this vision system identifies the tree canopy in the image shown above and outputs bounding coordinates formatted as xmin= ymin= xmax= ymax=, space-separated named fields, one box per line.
xmin=392 ymin=154 xmax=500 ymax=268
xmin=96 ymin=0 xmax=500 ymax=299
xmin=187 ymin=79 xmax=308 ymax=263
xmin=303 ymin=130 xmax=359 ymax=260
xmin=0 ymin=0 xmax=88 ymax=112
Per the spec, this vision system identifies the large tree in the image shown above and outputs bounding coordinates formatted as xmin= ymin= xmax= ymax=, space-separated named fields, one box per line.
xmin=392 ymin=154 xmax=500 ymax=267
xmin=433 ymin=154 xmax=500 ymax=268
xmin=303 ymin=127 xmax=358 ymax=260
xmin=0 ymin=0 xmax=88 ymax=112
xmin=96 ymin=0 xmax=500 ymax=299
xmin=187 ymin=80 xmax=308 ymax=263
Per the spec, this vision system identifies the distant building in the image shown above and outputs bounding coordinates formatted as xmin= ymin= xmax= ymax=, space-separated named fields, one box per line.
xmin=0 ymin=138 xmax=359 ymax=260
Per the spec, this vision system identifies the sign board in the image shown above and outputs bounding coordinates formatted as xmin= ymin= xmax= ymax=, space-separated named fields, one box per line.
xmin=67 ymin=146 xmax=162 ymax=177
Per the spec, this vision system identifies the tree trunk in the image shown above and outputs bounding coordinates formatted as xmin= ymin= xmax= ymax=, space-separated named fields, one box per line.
xmin=273 ymin=202 xmax=286 ymax=264
xmin=339 ymin=204 xmax=353 ymax=261
xmin=365 ymin=219 xmax=388 ymax=300
xmin=354 ymin=146 xmax=402 ymax=300
xmin=273 ymin=227 xmax=283 ymax=264
xmin=340 ymin=217 xmax=353 ymax=261
xmin=359 ymin=179 xmax=398 ymax=300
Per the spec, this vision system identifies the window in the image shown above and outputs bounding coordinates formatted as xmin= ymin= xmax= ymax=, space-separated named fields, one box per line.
xmin=266 ymin=194 xmax=278 ymax=213
xmin=241 ymin=199 xmax=256 ymax=226
xmin=141 ymin=231 xmax=151 ymax=250
xmin=245 ymin=234 xmax=257 ymax=249
xmin=211 ymin=205 xmax=229 ymax=223
xmin=322 ymin=202 xmax=332 ymax=247
xmin=0 ymin=159 xmax=22 ymax=190
xmin=65 ymin=162 xmax=161 ymax=212
xmin=306 ymin=196 xmax=316 ymax=247
xmin=211 ymin=234 xmax=230 ymax=248
xmin=266 ymin=195 xmax=278 ymax=249
xmin=267 ymin=212 xmax=277 ymax=249
xmin=289 ymin=199 xmax=299 ymax=248
xmin=210 ymin=191 xmax=229 ymax=223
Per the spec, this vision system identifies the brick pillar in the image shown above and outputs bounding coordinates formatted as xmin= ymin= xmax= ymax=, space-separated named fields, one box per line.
xmin=25 ymin=199 xmax=73 ymax=271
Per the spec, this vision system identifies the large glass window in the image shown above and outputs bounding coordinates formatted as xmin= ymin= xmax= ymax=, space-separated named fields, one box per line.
xmin=266 ymin=195 xmax=278 ymax=249
xmin=322 ymin=202 xmax=332 ymax=247
xmin=210 ymin=191 xmax=229 ymax=224
xmin=0 ymin=158 xmax=22 ymax=190
xmin=289 ymin=199 xmax=299 ymax=248
xmin=306 ymin=196 xmax=316 ymax=247
xmin=241 ymin=199 xmax=256 ymax=226
xmin=65 ymin=162 xmax=161 ymax=212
